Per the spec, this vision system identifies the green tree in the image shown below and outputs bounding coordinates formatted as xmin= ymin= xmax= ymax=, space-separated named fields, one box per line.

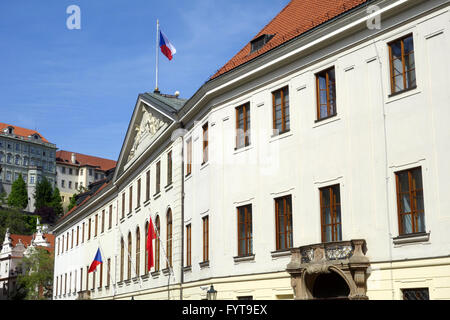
xmin=67 ymin=193 xmax=78 ymax=212
xmin=7 ymin=174 xmax=28 ymax=209
xmin=0 ymin=191 xmax=7 ymax=206
xmin=50 ymin=187 xmax=63 ymax=218
xmin=0 ymin=208 xmax=37 ymax=241
xmin=33 ymin=177 xmax=53 ymax=211
xmin=17 ymin=248 xmax=54 ymax=300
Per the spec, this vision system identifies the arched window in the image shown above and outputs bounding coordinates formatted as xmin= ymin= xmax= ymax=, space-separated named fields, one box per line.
xmin=120 ymin=238 xmax=124 ymax=282
xmin=127 ymin=232 xmax=132 ymax=280
xmin=144 ymin=221 xmax=149 ymax=274
xmin=155 ymin=216 xmax=160 ymax=272
xmin=167 ymin=209 xmax=172 ymax=268
xmin=15 ymin=155 xmax=20 ymax=166
xmin=136 ymin=227 xmax=140 ymax=277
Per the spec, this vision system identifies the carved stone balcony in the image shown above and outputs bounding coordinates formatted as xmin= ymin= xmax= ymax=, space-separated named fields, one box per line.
xmin=76 ymin=290 xmax=91 ymax=300
xmin=287 ymin=239 xmax=370 ymax=300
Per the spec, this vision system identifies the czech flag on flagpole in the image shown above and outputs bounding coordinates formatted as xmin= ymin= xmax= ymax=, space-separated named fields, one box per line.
xmin=146 ymin=217 xmax=157 ymax=271
xmin=88 ymin=248 xmax=103 ymax=273
xmin=159 ymin=29 xmax=176 ymax=61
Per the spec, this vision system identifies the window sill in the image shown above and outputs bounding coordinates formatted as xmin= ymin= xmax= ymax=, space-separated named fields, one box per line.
xmin=234 ymin=145 xmax=253 ymax=155
xmin=165 ymin=184 xmax=173 ymax=192
xmin=270 ymin=248 xmax=292 ymax=259
xmin=132 ymin=276 xmax=140 ymax=284
xmin=153 ymin=192 xmax=161 ymax=200
xmin=393 ymin=232 xmax=430 ymax=246
xmin=270 ymin=131 xmax=293 ymax=143
xmin=117 ymin=281 xmax=124 ymax=287
xmin=185 ymin=173 xmax=193 ymax=182
xmin=135 ymin=206 xmax=141 ymax=213
xmin=199 ymin=261 xmax=210 ymax=269
xmin=200 ymin=162 xmax=209 ymax=171
xmin=97 ymin=287 xmax=103 ymax=292
xmin=162 ymin=268 xmax=171 ymax=276
xmin=120 ymin=217 xmax=126 ymax=224
xmin=388 ymin=85 xmax=418 ymax=98
xmin=141 ymin=273 xmax=150 ymax=282
xmin=151 ymin=271 xmax=160 ymax=278
xmin=124 ymin=279 xmax=131 ymax=286
xmin=315 ymin=113 xmax=338 ymax=124
xmin=144 ymin=199 xmax=151 ymax=207
xmin=233 ymin=254 xmax=255 ymax=263
xmin=183 ymin=266 xmax=192 ymax=273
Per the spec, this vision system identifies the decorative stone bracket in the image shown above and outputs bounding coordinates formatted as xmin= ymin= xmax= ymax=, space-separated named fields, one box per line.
xmin=287 ymin=239 xmax=370 ymax=300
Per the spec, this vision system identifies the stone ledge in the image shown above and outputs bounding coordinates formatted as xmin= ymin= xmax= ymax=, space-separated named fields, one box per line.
xmin=393 ymin=232 xmax=430 ymax=246
xmin=233 ymin=254 xmax=255 ymax=263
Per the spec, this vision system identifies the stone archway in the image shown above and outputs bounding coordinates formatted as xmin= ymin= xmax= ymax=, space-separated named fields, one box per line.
xmin=287 ymin=240 xmax=370 ymax=300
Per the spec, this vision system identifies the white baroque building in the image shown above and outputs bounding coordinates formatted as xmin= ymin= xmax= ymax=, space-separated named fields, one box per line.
xmin=53 ymin=0 xmax=450 ymax=300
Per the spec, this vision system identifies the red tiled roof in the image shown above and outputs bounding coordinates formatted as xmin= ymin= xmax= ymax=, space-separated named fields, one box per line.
xmin=10 ymin=234 xmax=33 ymax=247
xmin=211 ymin=0 xmax=370 ymax=79
xmin=0 ymin=122 xmax=49 ymax=143
xmin=57 ymin=180 xmax=111 ymax=224
xmin=56 ymin=150 xmax=117 ymax=172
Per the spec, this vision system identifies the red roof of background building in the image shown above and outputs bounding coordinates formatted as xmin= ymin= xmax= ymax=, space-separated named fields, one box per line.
xmin=56 ymin=150 xmax=117 ymax=172
xmin=9 ymin=233 xmax=55 ymax=253
xmin=0 ymin=122 xmax=50 ymax=143
xmin=211 ymin=0 xmax=370 ymax=79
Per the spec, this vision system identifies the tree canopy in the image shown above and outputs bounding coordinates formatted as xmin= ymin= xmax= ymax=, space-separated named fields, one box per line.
xmin=17 ymin=247 xmax=54 ymax=300
xmin=7 ymin=174 xmax=28 ymax=209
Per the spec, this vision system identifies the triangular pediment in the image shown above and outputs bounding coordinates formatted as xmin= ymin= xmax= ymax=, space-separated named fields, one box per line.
xmin=114 ymin=94 xmax=179 ymax=180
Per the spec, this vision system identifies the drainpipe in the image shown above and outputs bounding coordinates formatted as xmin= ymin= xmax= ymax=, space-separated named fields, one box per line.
xmin=180 ymin=122 xmax=185 ymax=301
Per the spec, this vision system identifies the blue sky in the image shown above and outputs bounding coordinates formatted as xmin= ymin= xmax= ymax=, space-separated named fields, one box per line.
xmin=0 ymin=0 xmax=289 ymax=161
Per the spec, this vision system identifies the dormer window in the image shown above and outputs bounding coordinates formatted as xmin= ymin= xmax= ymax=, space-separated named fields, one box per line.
xmin=4 ymin=126 xmax=14 ymax=134
xmin=250 ymin=34 xmax=274 ymax=53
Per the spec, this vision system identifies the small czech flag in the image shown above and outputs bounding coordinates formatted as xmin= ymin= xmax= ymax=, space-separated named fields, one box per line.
xmin=159 ymin=29 xmax=176 ymax=61
xmin=88 ymin=248 xmax=103 ymax=273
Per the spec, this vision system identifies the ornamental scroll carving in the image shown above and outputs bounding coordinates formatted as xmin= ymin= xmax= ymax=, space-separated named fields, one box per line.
xmin=127 ymin=107 xmax=165 ymax=163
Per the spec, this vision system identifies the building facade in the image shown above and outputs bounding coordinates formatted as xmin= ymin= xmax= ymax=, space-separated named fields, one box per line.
xmin=0 ymin=123 xmax=57 ymax=212
xmin=0 ymin=220 xmax=54 ymax=300
xmin=56 ymin=151 xmax=117 ymax=211
xmin=53 ymin=0 xmax=450 ymax=300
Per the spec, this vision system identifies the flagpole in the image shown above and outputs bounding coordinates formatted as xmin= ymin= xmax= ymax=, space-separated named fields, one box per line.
xmin=155 ymin=19 xmax=159 ymax=93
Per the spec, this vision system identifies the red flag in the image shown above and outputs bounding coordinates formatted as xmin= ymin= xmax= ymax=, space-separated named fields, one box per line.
xmin=146 ymin=217 xmax=156 ymax=271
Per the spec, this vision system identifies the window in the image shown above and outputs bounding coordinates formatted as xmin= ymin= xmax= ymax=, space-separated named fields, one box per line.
xmin=250 ymin=34 xmax=274 ymax=53
xmin=316 ymin=67 xmax=337 ymax=120
xmin=272 ymin=87 xmax=290 ymax=134
xmin=395 ymin=167 xmax=425 ymax=235
xmin=166 ymin=209 xmax=173 ymax=268
xmin=155 ymin=216 xmax=160 ymax=272
xmin=120 ymin=238 xmax=124 ymax=282
xmin=146 ymin=170 xmax=150 ymax=201
xmin=89 ymin=169 xmax=93 ymax=176
xmin=402 ymin=288 xmax=429 ymax=300
xmin=237 ymin=205 xmax=253 ymax=256
xmin=202 ymin=216 xmax=209 ymax=262
xmin=136 ymin=228 xmax=140 ymax=276
xmin=66 ymin=232 xmax=69 ymax=251
xmin=107 ymin=259 xmax=111 ymax=287
xmin=167 ymin=151 xmax=172 ymax=186
xmin=82 ymin=222 xmax=85 ymax=243
xmin=202 ymin=123 xmax=209 ymax=164
xmin=389 ymin=34 xmax=416 ymax=94
xmin=86 ymin=266 xmax=89 ymax=292
xmin=122 ymin=193 xmax=125 ymax=219
xmin=109 ymin=205 xmax=112 ymax=230
xmin=320 ymin=185 xmax=342 ymax=243
xmin=101 ymin=210 xmax=105 ymax=234
xmin=61 ymin=180 xmax=65 ymax=188
xmin=275 ymin=195 xmax=293 ymax=250
xmin=69 ymin=168 xmax=73 ymax=175
xmin=95 ymin=214 xmax=98 ymax=237
xmin=68 ymin=181 xmax=72 ymax=189
xmin=186 ymin=138 xmax=192 ymax=176
xmin=137 ymin=179 xmax=141 ymax=208
xmin=156 ymin=161 xmax=161 ymax=194
xmin=88 ymin=219 xmax=91 ymax=240
xmin=61 ymin=167 xmax=66 ymax=174
xmin=128 ymin=232 xmax=132 ymax=280
xmin=71 ymin=229 xmax=74 ymax=249
xmin=99 ymin=262 xmax=103 ymax=288
xmin=76 ymin=226 xmax=79 ymax=246
xmin=186 ymin=224 xmax=192 ymax=267
xmin=236 ymin=103 xmax=251 ymax=149
xmin=129 ymin=186 xmax=133 ymax=214
xmin=145 ymin=222 xmax=149 ymax=274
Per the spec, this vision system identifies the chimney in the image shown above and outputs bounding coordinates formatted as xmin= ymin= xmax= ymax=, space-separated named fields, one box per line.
xmin=175 ymin=91 xmax=180 ymax=98
xmin=71 ymin=153 xmax=76 ymax=164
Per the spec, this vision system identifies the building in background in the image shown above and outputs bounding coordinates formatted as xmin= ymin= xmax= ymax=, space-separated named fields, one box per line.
xmin=0 ymin=219 xmax=54 ymax=300
xmin=55 ymin=151 xmax=116 ymax=212
xmin=0 ymin=123 xmax=57 ymax=212
xmin=53 ymin=0 xmax=450 ymax=301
